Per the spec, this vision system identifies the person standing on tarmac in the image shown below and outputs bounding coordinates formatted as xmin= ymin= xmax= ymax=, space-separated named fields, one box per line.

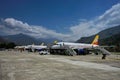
xmin=101 ymin=48 xmax=111 ymax=59
xmin=102 ymin=53 xmax=107 ymax=59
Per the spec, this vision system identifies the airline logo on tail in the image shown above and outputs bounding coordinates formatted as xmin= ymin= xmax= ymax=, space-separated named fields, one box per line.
xmin=91 ymin=35 xmax=99 ymax=45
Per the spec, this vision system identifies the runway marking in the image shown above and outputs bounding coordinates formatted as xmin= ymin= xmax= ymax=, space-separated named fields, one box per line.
xmin=47 ymin=57 xmax=120 ymax=71
xmin=8 ymin=72 xmax=15 ymax=80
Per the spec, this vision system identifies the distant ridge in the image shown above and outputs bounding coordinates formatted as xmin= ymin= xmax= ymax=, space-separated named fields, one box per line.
xmin=1 ymin=33 xmax=61 ymax=45
xmin=76 ymin=25 xmax=120 ymax=45
xmin=0 ymin=36 xmax=7 ymax=43
xmin=2 ymin=33 xmax=41 ymax=45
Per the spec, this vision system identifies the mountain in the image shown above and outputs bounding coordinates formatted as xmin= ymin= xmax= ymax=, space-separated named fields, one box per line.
xmin=76 ymin=25 xmax=120 ymax=45
xmin=0 ymin=36 xmax=7 ymax=43
xmin=38 ymin=38 xmax=62 ymax=44
xmin=1 ymin=33 xmax=61 ymax=45
xmin=100 ymin=33 xmax=120 ymax=45
xmin=2 ymin=33 xmax=41 ymax=45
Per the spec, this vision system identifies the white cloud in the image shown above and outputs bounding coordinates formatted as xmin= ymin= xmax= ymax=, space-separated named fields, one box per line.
xmin=0 ymin=3 xmax=120 ymax=41
xmin=69 ymin=3 xmax=120 ymax=40
xmin=1 ymin=18 xmax=71 ymax=40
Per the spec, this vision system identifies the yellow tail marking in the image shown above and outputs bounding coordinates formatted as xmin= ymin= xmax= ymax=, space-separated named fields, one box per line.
xmin=91 ymin=35 xmax=99 ymax=45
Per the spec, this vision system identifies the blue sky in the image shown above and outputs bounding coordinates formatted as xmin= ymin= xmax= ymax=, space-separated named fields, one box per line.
xmin=0 ymin=0 xmax=120 ymax=41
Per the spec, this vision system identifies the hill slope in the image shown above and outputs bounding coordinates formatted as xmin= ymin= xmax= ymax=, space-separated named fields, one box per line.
xmin=100 ymin=33 xmax=120 ymax=45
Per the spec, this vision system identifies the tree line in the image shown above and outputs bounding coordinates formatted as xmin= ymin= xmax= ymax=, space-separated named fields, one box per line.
xmin=0 ymin=42 xmax=16 ymax=49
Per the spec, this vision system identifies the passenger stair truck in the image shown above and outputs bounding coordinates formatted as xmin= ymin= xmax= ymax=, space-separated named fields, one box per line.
xmin=50 ymin=44 xmax=77 ymax=56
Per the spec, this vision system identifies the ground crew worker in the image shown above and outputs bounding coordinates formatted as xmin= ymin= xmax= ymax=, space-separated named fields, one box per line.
xmin=102 ymin=53 xmax=106 ymax=59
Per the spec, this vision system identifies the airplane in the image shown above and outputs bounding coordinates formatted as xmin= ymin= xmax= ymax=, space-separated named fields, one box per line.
xmin=14 ymin=46 xmax=26 ymax=51
xmin=50 ymin=35 xmax=111 ymax=55
xmin=24 ymin=43 xmax=47 ymax=52
xmin=51 ymin=35 xmax=99 ymax=49
xmin=14 ymin=43 xmax=48 ymax=54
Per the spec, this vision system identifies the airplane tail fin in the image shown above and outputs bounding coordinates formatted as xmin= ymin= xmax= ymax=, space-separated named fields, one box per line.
xmin=32 ymin=43 xmax=34 ymax=45
xmin=41 ymin=43 xmax=44 ymax=46
xmin=54 ymin=40 xmax=58 ymax=44
xmin=91 ymin=35 xmax=99 ymax=45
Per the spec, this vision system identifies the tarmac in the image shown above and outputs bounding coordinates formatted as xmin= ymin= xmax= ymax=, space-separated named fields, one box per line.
xmin=0 ymin=50 xmax=120 ymax=80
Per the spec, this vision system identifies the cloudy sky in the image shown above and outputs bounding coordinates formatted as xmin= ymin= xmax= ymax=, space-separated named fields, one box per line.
xmin=0 ymin=0 xmax=120 ymax=41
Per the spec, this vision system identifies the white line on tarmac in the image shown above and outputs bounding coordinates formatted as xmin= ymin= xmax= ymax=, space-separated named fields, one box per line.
xmin=8 ymin=72 xmax=15 ymax=80
xmin=47 ymin=57 xmax=120 ymax=71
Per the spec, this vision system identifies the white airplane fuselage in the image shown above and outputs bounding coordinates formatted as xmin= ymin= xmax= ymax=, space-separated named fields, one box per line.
xmin=51 ymin=42 xmax=99 ymax=49
xmin=31 ymin=45 xmax=47 ymax=49
xmin=25 ymin=45 xmax=47 ymax=51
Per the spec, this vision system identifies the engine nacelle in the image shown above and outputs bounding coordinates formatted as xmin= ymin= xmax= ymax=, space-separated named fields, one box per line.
xmin=74 ymin=48 xmax=90 ymax=55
